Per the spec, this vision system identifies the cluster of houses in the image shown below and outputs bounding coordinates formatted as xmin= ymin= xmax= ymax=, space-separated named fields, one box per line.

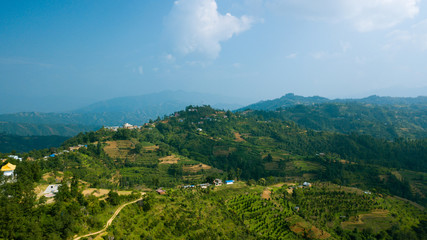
xmin=180 ymin=179 xmax=234 ymax=191
xmin=104 ymin=123 xmax=142 ymax=131
xmin=288 ymin=181 xmax=312 ymax=191
xmin=6 ymin=155 xmax=22 ymax=161
xmin=156 ymin=179 xmax=235 ymax=195
xmin=43 ymin=145 xmax=87 ymax=159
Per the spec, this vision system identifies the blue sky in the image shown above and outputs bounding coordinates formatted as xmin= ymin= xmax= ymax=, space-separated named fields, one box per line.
xmin=1 ymin=0 xmax=427 ymax=113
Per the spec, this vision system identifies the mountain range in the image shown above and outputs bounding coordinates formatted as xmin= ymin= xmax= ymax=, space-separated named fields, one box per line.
xmin=0 ymin=90 xmax=248 ymax=136
xmin=239 ymin=93 xmax=427 ymax=111
xmin=0 ymin=91 xmax=426 ymax=152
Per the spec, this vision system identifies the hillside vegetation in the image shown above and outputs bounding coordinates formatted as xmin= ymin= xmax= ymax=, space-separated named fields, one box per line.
xmin=0 ymin=105 xmax=426 ymax=239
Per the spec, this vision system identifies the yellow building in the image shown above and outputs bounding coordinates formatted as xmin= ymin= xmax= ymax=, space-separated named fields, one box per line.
xmin=1 ymin=163 xmax=16 ymax=177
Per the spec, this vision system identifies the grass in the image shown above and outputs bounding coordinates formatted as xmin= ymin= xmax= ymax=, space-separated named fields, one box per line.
xmin=104 ymin=140 xmax=134 ymax=159
xmin=341 ymin=210 xmax=394 ymax=233
xmin=291 ymin=160 xmax=325 ymax=172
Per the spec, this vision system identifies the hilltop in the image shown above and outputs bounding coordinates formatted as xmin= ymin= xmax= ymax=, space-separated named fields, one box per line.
xmin=238 ymin=94 xmax=427 ymax=140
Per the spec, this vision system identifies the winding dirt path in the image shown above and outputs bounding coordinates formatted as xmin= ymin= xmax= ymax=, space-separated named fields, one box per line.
xmin=73 ymin=194 xmax=145 ymax=240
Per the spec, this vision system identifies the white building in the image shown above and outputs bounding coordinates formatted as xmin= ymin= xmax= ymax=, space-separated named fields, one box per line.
xmin=44 ymin=184 xmax=61 ymax=195
xmin=8 ymin=155 xmax=22 ymax=161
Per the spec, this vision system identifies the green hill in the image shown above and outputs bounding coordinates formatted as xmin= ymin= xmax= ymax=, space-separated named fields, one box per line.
xmin=1 ymin=105 xmax=426 ymax=239
xmin=239 ymin=94 xmax=427 ymax=140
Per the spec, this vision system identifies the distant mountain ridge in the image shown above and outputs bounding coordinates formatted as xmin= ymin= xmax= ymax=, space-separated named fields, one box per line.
xmin=239 ymin=93 xmax=427 ymax=111
xmin=74 ymin=90 xmax=245 ymax=113
xmin=0 ymin=133 xmax=69 ymax=153
xmin=0 ymin=90 xmax=247 ymax=137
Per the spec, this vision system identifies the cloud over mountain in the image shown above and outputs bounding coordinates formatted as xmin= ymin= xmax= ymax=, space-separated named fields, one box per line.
xmin=165 ymin=0 xmax=253 ymax=58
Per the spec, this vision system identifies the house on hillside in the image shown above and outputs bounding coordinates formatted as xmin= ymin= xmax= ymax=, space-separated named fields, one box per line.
xmin=214 ymin=179 xmax=222 ymax=186
xmin=156 ymin=188 xmax=166 ymax=195
xmin=8 ymin=155 xmax=22 ymax=161
xmin=69 ymin=144 xmax=87 ymax=151
xmin=225 ymin=180 xmax=234 ymax=185
xmin=303 ymin=182 xmax=312 ymax=188
xmin=104 ymin=126 xmax=119 ymax=131
xmin=199 ymin=183 xmax=211 ymax=189
xmin=44 ymin=184 xmax=61 ymax=197
xmin=123 ymin=123 xmax=133 ymax=129
xmin=1 ymin=163 xmax=16 ymax=177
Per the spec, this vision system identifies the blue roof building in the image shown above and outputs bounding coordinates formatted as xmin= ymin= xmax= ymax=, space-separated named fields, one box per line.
xmin=225 ymin=180 xmax=234 ymax=184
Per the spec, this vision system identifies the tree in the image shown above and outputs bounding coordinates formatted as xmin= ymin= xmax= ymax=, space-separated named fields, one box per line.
xmin=257 ymin=178 xmax=266 ymax=186
xmin=141 ymin=193 xmax=154 ymax=212
xmin=134 ymin=143 xmax=143 ymax=154
xmin=107 ymin=190 xmax=120 ymax=206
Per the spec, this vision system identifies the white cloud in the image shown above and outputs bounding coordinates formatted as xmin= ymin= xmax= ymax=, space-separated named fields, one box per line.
xmin=285 ymin=53 xmax=297 ymax=59
xmin=138 ymin=66 xmax=144 ymax=75
xmin=340 ymin=41 xmax=351 ymax=53
xmin=233 ymin=62 xmax=242 ymax=68
xmin=345 ymin=0 xmax=420 ymax=32
xmin=311 ymin=51 xmax=329 ymax=60
xmin=0 ymin=57 xmax=52 ymax=68
xmin=164 ymin=54 xmax=175 ymax=62
xmin=267 ymin=0 xmax=420 ymax=32
xmin=384 ymin=19 xmax=427 ymax=51
xmin=166 ymin=0 xmax=254 ymax=58
xmin=311 ymin=41 xmax=351 ymax=60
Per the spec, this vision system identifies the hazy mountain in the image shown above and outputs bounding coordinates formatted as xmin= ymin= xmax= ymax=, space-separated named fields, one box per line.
xmin=0 ymin=91 xmax=247 ymax=136
xmin=239 ymin=93 xmax=330 ymax=111
xmin=239 ymin=93 xmax=427 ymax=111
xmin=74 ymin=90 xmax=246 ymax=113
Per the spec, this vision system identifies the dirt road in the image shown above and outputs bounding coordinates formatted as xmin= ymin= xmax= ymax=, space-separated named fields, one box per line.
xmin=73 ymin=194 xmax=144 ymax=240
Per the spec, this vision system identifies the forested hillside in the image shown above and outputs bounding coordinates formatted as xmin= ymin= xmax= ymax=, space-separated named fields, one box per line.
xmin=0 ymin=122 xmax=98 ymax=137
xmin=57 ymin=106 xmax=427 ymax=204
xmin=246 ymin=103 xmax=427 ymax=139
xmin=0 ymin=133 xmax=69 ymax=153
xmin=240 ymin=93 xmax=427 ymax=111
xmin=1 ymin=105 xmax=426 ymax=239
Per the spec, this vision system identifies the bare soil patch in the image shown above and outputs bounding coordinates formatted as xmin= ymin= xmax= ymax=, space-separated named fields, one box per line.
xmin=261 ymin=188 xmax=271 ymax=200
xmin=290 ymin=222 xmax=330 ymax=239
xmin=183 ymin=163 xmax=212 ymax=173
xmin=82 ymin=188 xmax=133 ymax=198
xmin=42 ymin=172 xmax=63 ymax=182
xmin=159 ymin=155 xmax=180 ymax=164
xmin=234 ymin=132 xmax=245 ymax=142
xmin=143 ymin=145 xmax=159 ymax=151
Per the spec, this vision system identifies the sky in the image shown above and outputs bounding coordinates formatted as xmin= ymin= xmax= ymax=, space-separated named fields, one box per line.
xmin=1 ymin=0 xmax=427 ymax=113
